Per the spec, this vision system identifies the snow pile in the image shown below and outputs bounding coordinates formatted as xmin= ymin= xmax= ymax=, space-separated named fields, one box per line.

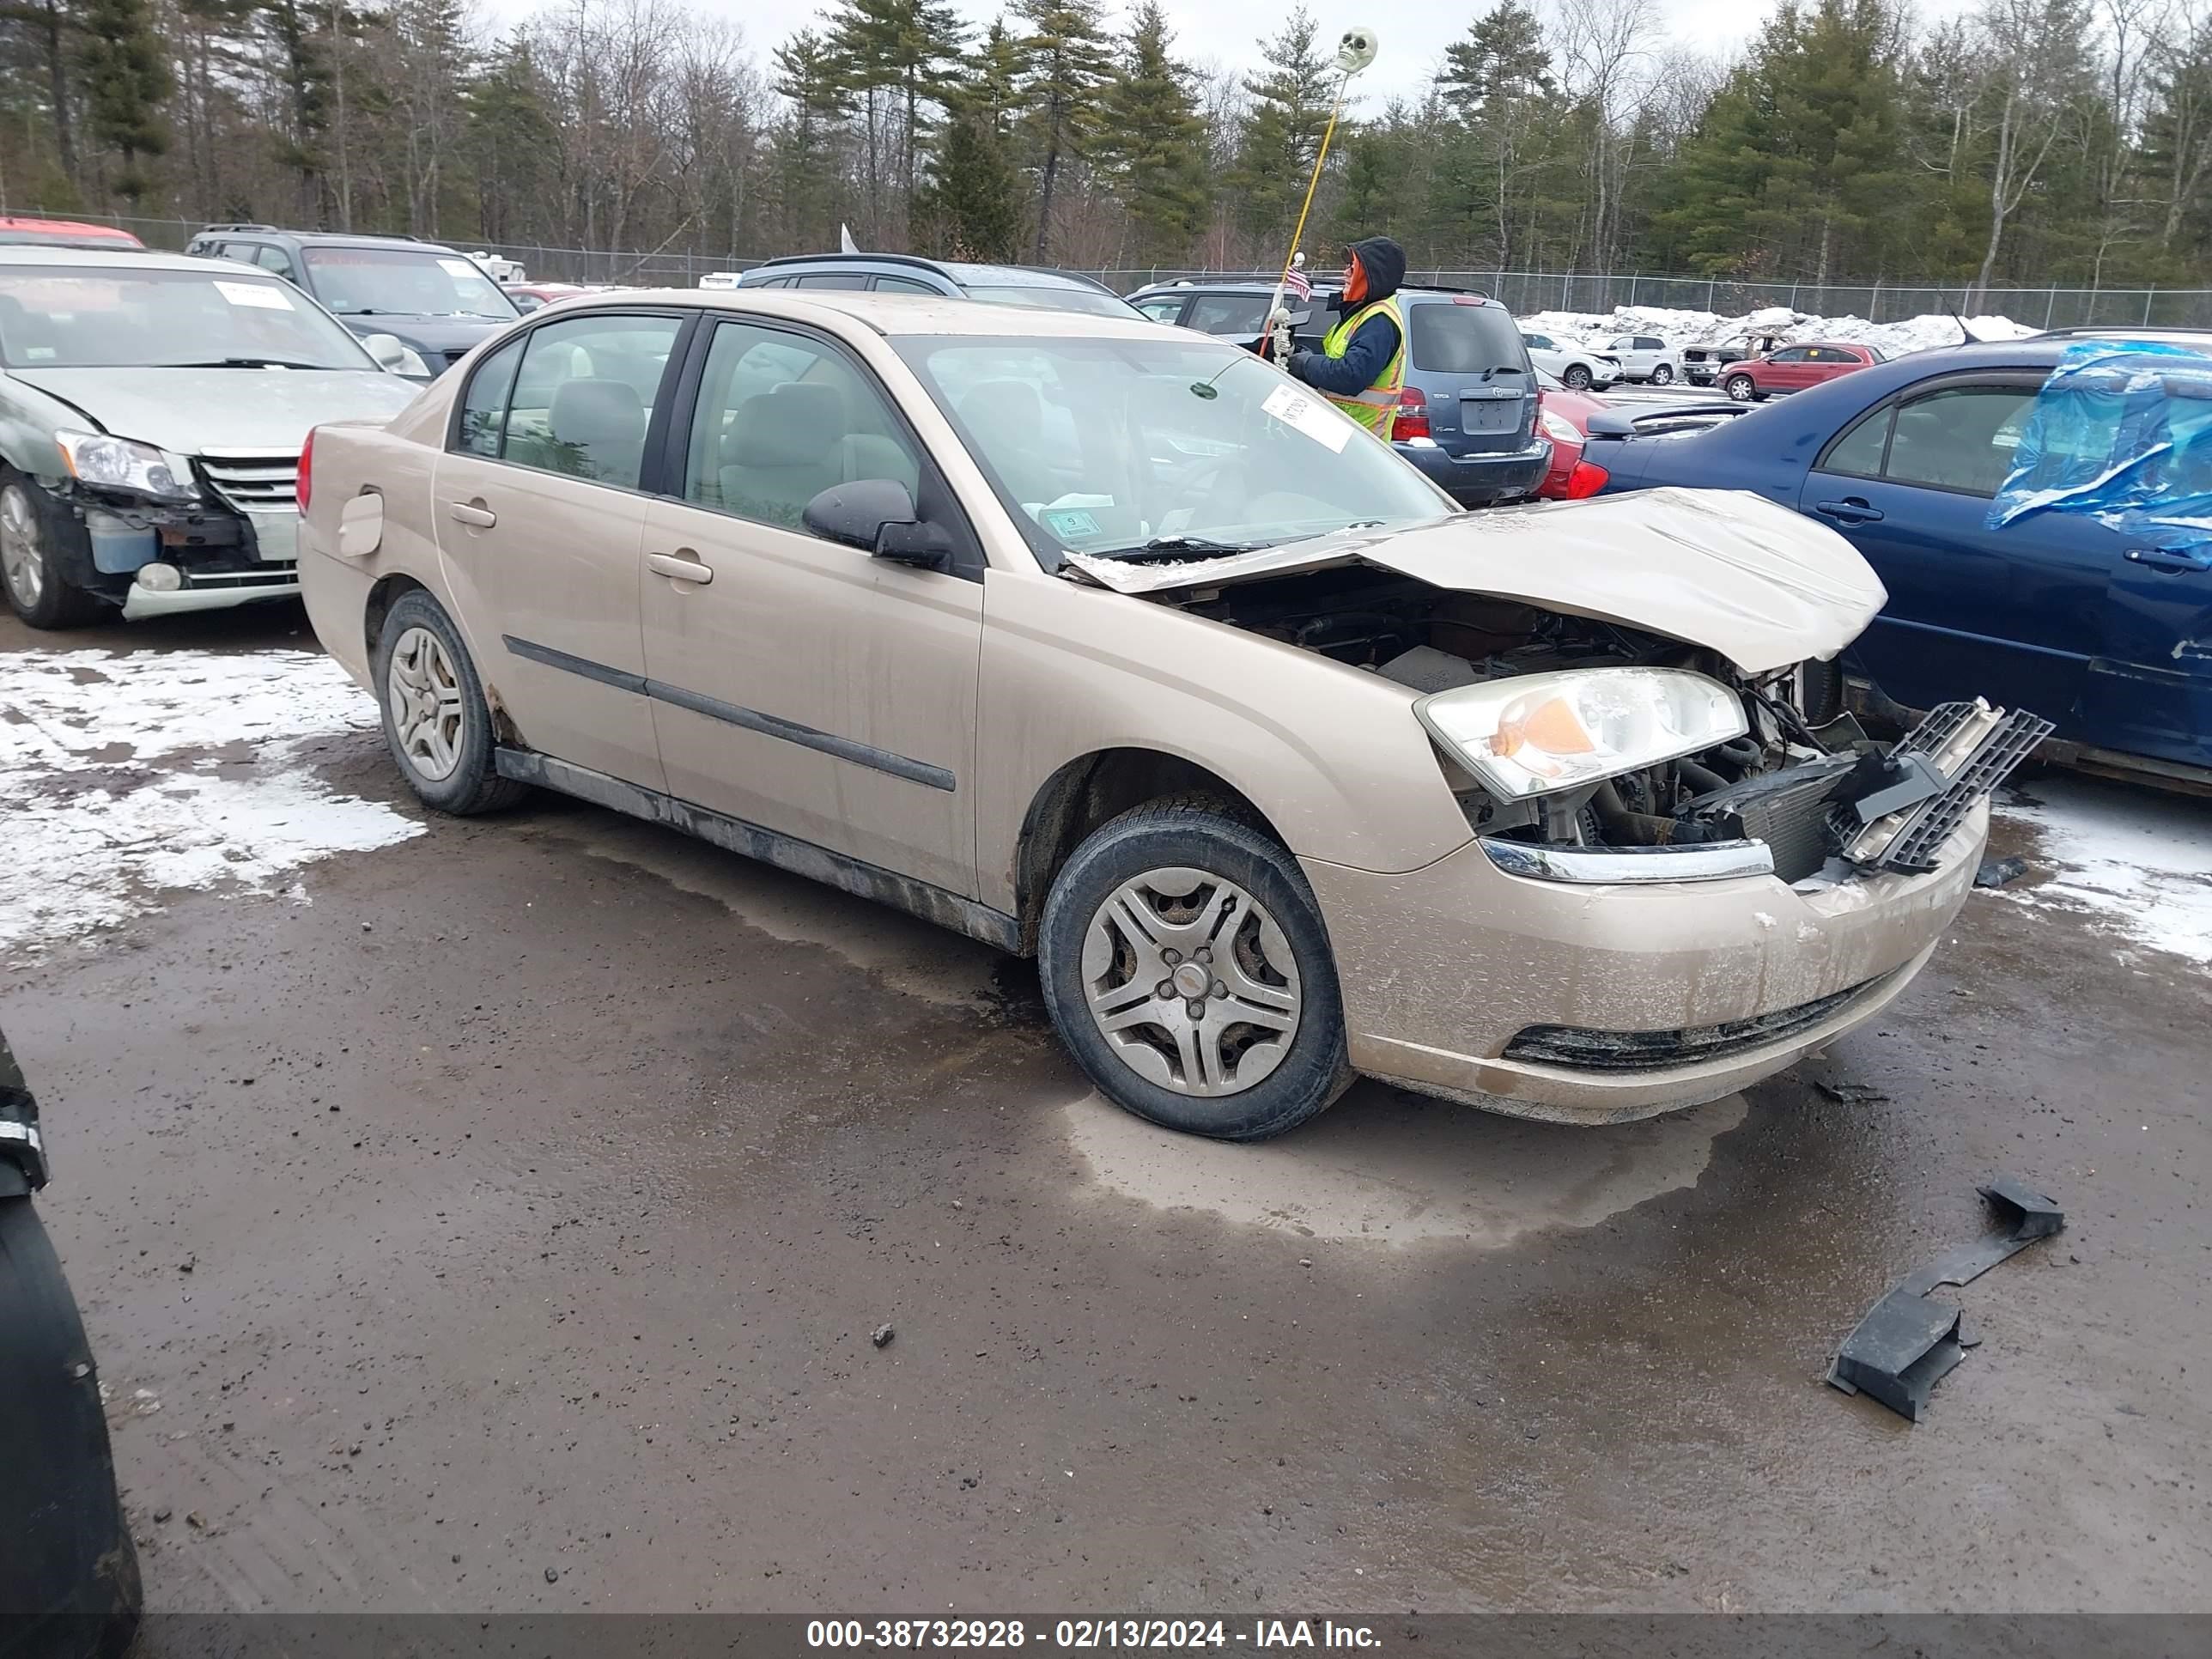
xmin=1516 ymin=302 xmax=2039 ymax=359
xmin=0 ymin=648 xmax=423 ymax=953
xmin=1995 ymin=775 xmax=2212 ymax=966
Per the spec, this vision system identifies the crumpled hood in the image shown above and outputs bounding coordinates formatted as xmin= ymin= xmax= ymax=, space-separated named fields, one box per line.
xmin=12 ymin=367 xmax=418 ymax=454
xmin=1063 ymin=487 xmax=1889 ymax=676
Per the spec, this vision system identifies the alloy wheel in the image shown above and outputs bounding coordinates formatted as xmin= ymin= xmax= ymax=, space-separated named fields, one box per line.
xmin=386 ymin=625 xmax=467 ymax=781
xmin=1563 ymin=365 xmax=1591 ymax=391
xmin=1725 ymin=376 xmax=1755 ymax=402
xmin=1079 ymin=866 xmax=1303 ymax=1098
xmin=0 ymin=484 xmax=46 ymax=611
xmin=1653 ymin=363 xmax=1674 ymax=385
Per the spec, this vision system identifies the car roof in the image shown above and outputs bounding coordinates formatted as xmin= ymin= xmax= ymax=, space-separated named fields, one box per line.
xmin=750 ymin=252 xmax=1107 ymax=292
xmin=551 ymin=285 xmax=1176 ymax=341
xmin=0 ymin=216 xmax=142 ymax=246
xmin=0 ymin=245 xmax=246 ymax=276
xmin=190 ymin=224 xmax=465 ymax=253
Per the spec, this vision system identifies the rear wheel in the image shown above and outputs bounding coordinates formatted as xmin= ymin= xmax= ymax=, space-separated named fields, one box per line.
xmin=1724 ymin=374 xmax=1758 ymax=403
xmin=1039 ymin=802 xmax=1352 ymax=1141
xmin=372 ymin=590 xmax=528 ymax=815
xmin=1651 ymin=362 xmax=1674 ymax=386
xmin=1561 ymin=364 xmax=1593 ymax=391
xmin=0 ymin=474 xmax=103 ymax=630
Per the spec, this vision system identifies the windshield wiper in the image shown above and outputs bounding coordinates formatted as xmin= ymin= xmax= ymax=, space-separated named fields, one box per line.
xmin=161 ymin=356 xmax=331 ymax=370
xmin=1091 ymin=534 xmax=1270 ymax=562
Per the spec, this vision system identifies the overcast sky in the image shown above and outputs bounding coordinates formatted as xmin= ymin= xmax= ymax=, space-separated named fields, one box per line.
xmin=477 ymin=0 xmax=1978 ymax=104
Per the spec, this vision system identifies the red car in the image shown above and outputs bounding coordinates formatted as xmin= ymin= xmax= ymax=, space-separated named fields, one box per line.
xmin=1718 ymin=341 xmax=1881 ymax=402
xmin=1534 ymin=371 xmax=1613 ymax=499
xmin=0 ymin=216 xmax=143 ymax=250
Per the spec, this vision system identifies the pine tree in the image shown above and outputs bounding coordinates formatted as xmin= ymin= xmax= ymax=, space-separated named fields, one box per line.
xmin=829 ymin=0 xmax=968 ymax=233
xmin=1437 ymin=0 xmax=1553 ymax=115
xmin=1094 ymin=1 xmax=1206 ymax=258
xmin=80 ymin=0 xmax=171 ymax=204
xmin=466 ymin=35 xmax=556 ymax=243
xmin=1430 ymin=1 xmax=1555 ymax=266
xmin=916 ymin=104 xmax=1023 ymax=259
xmin=1013 ymin=0 xmax=1113 ymax=260
xmin=770 ymin=29 xmax=850 ymax=247
xmin=1230 ymin=7 xmax=1335 ymax=246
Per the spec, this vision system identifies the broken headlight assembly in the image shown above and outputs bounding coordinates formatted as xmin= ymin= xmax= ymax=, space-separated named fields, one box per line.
xmin=55 ymin=430 xmax=199 ymax=505
xmin=1414 ymin=667 xmax=1749 ymax=802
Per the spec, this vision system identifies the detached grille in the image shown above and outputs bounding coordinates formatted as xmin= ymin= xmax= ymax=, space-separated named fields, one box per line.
xmin=1503 ymin=972 xmax=1899 ymax=1073
xmin=199 ymin=453 xmax=300 ymax=511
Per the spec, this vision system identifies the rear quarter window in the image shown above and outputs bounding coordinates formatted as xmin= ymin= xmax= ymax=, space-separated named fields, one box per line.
xmin=1407 ymin=302 xmax=1528 ymax=376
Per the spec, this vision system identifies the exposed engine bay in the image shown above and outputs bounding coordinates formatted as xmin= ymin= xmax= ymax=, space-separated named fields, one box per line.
xmin=1176 ymin=564 xmax=2051 ymax=882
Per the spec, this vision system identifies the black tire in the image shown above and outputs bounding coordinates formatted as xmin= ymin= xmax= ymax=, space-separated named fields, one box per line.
xmin=371 ymin=589 xmax=528 ymax=815
xmin=1561 ymin=363 xmax=1593 ymax=391
xmin=1652 ymin=362 xmax=1674 ymax=386
xmin=1039 ymin=801 xmax=1352 ymax=1141
xmin=0 ymin=1196 xmax=143 ymax=1659
xmin=0 ymin=471 xmax=105 ymax=630
xmin=1794 ymin=658 xmax=1845 ymax=726
xmin=1723 ymin=374 xmax=1758 ymax=403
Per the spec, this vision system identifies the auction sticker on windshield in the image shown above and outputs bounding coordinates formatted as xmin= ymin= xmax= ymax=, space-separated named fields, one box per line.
xmin=438 ymin=258 xmax=482 ymax=279
xmin=215 ymin=281 xmax=294 ymax=310
xmin=1261 ymin=383 xmax=1352 ymax=453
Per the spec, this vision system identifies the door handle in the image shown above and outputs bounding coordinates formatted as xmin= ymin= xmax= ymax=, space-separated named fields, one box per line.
xmin=447 ymin=501 xmax=496 ymax=528
xmin=1814 ymin=498 xmax=1884 ymax=526
xmin=2124 ymin=545 xmax=2209 ymax=573
xmin=647 ymin=551 xmax=713 ymax=586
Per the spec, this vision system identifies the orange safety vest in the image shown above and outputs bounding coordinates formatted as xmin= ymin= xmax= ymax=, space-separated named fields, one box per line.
xmin=1317 ymin=295 xmax=1406 ymax=441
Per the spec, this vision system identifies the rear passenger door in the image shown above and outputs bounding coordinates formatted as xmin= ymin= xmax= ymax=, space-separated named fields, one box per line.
xmin=431 ymin=309 xmax=690 ymax=789
xmin=635 ymin=317 xmax=984 ymax=896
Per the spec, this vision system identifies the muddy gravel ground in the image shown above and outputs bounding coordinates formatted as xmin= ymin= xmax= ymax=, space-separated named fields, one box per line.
xmin=3 ymin=606 xmax=2208 ymax=1619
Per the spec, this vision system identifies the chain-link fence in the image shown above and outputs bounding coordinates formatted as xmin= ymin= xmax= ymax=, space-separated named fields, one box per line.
xmin=18 ymin=209 xmax=2210 ymax=327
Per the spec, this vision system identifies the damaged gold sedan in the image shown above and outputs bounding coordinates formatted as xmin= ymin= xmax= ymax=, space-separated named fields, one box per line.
xmin=297 ymin=291 xmax=2043 ymax=1140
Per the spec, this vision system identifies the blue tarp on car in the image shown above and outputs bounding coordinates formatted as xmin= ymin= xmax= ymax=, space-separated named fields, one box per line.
xmin=1987 ymin=337 xmax=2212 ymax=555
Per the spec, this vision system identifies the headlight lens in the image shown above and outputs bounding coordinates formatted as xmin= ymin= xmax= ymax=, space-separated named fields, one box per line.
xmin=1539 ymin=408 xmax=1583 ymax=445
xmin=55 ymin=430 xmax=198 ymax=502
xmin=1416 ymin=668 xmax=1749 ymax=801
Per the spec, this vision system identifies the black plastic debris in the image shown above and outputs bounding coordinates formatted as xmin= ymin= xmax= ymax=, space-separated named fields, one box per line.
xmin=1827 ymin=1176 xmax=2064 ymax=1422
xmin=1975 ymin=854 xmax=2030 ymax=890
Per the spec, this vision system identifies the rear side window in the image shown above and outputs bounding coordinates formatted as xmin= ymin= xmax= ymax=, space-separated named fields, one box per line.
xmin=1407 ymin=301 xmax=1527 ymax=375
xmin=1186 ymin=295 xmax=1269 ymax=337
xmin=499 ymin=313 xmax=684 ymax=489
xmin=1637 ymin=336 xmax=1664 ymax=349
xmin=795 ymin=272 xmax=869 ymax=289
xmin=1883 ymin=385 xmax=2038 ymax=495
xmin=1134 ymin=297 xmax=1185 ymax=323
xmin=455 ymin=335 xmax=525 ymax=458
xmin=873 ymin=275 xmax=939 ymax=295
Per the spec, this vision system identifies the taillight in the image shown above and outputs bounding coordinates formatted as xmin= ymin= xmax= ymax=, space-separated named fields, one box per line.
xmin=1564 ymin=459 xmax=1609 ymax=498
xmin=1395 ymin=384 xmax=1431 ymax=441
xmin=297 ymin=427 xmax=315 ymax=514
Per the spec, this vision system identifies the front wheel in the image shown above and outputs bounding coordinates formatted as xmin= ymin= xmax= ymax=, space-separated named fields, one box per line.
xmin=1039 ymin=802 xmax=1352 ymax=1141
xmin=0 ymin=474 xmax=103 ymax=630
xmin=1651 ymin=362 xmax=1674 ymax=386
xmin=1724 ymin=374 xmax=1758 ymax=403
xmin=372 ymin=590 xmax=528 ymax=815
xmin=1561 ymin=364 xmax=1592 ymax=391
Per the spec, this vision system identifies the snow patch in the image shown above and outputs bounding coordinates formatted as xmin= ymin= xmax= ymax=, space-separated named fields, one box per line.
xmin=1995 ymin=775 xmax=2212 ymax=966
xmin=1516 ymin=302 xmax=2039 ymax=360
xmin=0 ymin=648 xmax=422 ymax=954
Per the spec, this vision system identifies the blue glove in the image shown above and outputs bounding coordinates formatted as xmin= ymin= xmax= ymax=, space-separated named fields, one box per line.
xmin=1288 ymin=349 xmax=1317 ymax=381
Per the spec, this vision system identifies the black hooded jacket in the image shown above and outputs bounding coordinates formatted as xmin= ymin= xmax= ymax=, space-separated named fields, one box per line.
xmin=1290 ymin=236 xmax=1407 ymax=401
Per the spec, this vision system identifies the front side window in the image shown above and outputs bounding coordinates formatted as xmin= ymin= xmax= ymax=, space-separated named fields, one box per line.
xmin=1522 ymin=333 xmax=1553 ymax=350
xmin=1768 ymin=347 xmax=1813 ymax=364
xmin=684 ymin=320 xmax=921 ymax=530
xmin=0 ymin=265 xmax=374 ymax=370
xmin=254 ymin=245 xmax=297 ymax=281
xmin=1882 ymin=384 xmax=2039 ymax=496
xmin=497 ymin=313 xmax=683 ymax=489
xmin=894 ymin=333 xmax=1451 ymax=567
xmin=301 ymin=246 xmax=519 ymax=320
xmin=1136 ymin=297 xmax=1186 ymax=323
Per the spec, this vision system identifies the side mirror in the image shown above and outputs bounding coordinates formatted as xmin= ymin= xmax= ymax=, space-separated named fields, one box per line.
xmin=1583 ymin=410 xmax=1638 ymax=441
xmin=361 ymin=332 xmax=416 ymax=374
xmin=802 ymin=479 xmax=950 ymax=569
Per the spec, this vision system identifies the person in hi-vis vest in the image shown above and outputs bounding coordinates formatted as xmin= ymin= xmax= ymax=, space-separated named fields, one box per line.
xmin=1287 ymin=236 xmax=1407 ymax=442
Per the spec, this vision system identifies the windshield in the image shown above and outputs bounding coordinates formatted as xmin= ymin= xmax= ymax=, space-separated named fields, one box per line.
xmin=302 ymin=246 xmax=519 ymax=320
xmin=0 ymin=266 xmax=376 ymax=370
xmin=963 ymin=285 xmax=1144 ymax=320
xmin=893 ymin=333 xmax=1453 ymax=564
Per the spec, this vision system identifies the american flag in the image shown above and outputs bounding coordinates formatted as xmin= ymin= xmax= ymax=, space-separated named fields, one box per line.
xmin=1282 ymin=263 xmax=1312 ymax=302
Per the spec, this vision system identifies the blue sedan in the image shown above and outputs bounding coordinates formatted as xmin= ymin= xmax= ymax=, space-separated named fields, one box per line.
xmin=1585 ymin=334 xmax=2212 ymax=784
